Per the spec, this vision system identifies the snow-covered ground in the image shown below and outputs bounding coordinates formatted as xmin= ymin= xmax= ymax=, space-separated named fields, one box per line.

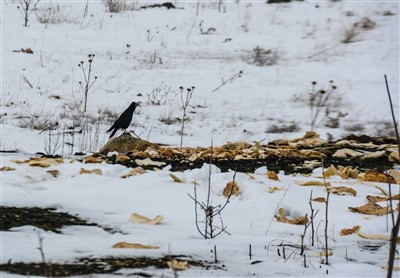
xmin=1 ymin=0 xmax=399 ymax=277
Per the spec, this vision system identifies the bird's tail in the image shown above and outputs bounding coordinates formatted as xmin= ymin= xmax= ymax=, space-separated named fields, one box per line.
xmin=108 ymin=128 xmax=117 ymax=138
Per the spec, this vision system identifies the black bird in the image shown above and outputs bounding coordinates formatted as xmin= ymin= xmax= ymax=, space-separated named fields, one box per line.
xmin=106 ymin=101 xmax=141 ymax=138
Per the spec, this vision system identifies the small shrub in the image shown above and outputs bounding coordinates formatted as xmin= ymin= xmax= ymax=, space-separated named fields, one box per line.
xmin=354 ymin=17 xmax=376 ymax=30
xmin=17 ymin=112 xmax=58 ymax=131
xmin=343 ymin=122 xmax=365 ymax=133
xmin=147 ymin=82 xmax=172 ymax=106
xmin=248 ymin=46 xmax=280 ymax=66
xmin=266 ymin=122 xmax=299 ymax=133
xmin=383 ymin=10 xmax=395 ymax=16
xmin=103 ymin=0 xmax=137 ymax=13
xmin=341 ymin=26 xmax=358 ymax=43
xmin=35 ymin=4 xmax=65 ymax=24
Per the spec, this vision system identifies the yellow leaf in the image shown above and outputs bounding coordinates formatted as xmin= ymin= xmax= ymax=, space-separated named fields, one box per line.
xmin=340 ymin=225 xmax=361 ymax=236
xmin=129 ymin=213 xmax=163 ymax=225
xmin=295 ymin=180 xmax=331 ymax=187
xmin=79 ymin=168 xmax=102 ymax=175
xmin=116 ymin=154 xmax=130 ymax=163
xmin=359 ymin=170 xmax=397 ymax=184
xmin=223 ymin=181 xmax=240 ymax=197
xmin=275 ymin=208 xmax=308 ymax=225
xmin=135 ymin=158 xmax=166 ymax=167
xmin=312 ymin=249 xmax=333 ymax=257
xmin=169 ymin=173 xmax=184 ymax=183
xmin=267 ymin=170 xmax=279 ymax=181
xmin=112 ymin=242 xmax=159 ymax=249
xmin=46 ymin=170 xmax=59 ymax=177
xmin=349 ymin=202 xmax=391 ymax=216
xmin=312 ymin=197 xmax=326 ymax=203
xmin=324 ymin=165 xmax=339 ymax=178
xmin=83 ymin=155 xmax=103 ymax=164
xmin=168 ymin=260 xmax=189 ymax=270
xmin=121 ymin=167 xmax=146 ymax=178
xmin=329 ymin=186 xmax=357 ymax=197
xmin=268 ymin=186 xmax=285 ymax=193
xmin=357 ymin=233 xmax=400 ymax=241
xmin=0 ymin=166 xmax=15 ymax=171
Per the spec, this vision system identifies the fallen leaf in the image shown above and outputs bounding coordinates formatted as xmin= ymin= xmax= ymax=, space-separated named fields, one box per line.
xmin=383 ymin=265 xmax=400 ymax=272
xmin=268 ymin=186 xmax=285 ymax=193
xmin=169 ymin=173 xmax=184 ymax=183
xmin=167 ymin=260 xmax=189 ymax=270
xmin=349 ymin=202 xmax=391 ymax=216
xmin=11 ymin=157 xmax=64 ymax=168
xmin=267 ymin=170 xmax=279 ymax=181
xmin=338 ymin=166 xmax=359 ymax=179
xmin=324 ymin=165 xmax=339 ymax=178
xmin=375 ymin=185 xmax=389 ymax=196
xmin=129 ymin=213 xmax=163 ymax=225
xmin=245 ymin=173 xmax=255 ymax=180
xmin=275 ymin=208 xmax=308 ymax=225
xmin=329 ymin=186 xmax=357 ymax=197
xmin=112 ymin=242 xmax=159 ymax=249
xmin=0 ymin=166 xmax=15 ymax=171
xmin=46 ymin=170 xmax=59 ymax=177
xmin=359 ymin=170 xmax=397 ymax=184
xmin=312 ymin=197 xmax=326 ymax=203
xmin=333 ymin=148 xmax=363 ymax=158
xmin=116 ymin=154 xmax=130 ymax=163
xmin=340 ymin=225 xmax=361 ymax=236
xmin=312 ymin=249 xmax=333 ymax=257
xmin=223 ymin=181 xmax=240 ymax=197
xmin=79 ymin=168 xmax=102 ymax=175
xmin=357 ymin=233 xmax=400 ymax=241
xmin=121 ymin=167 xmax=146 ymax=178
xmin=295 ymin=180 xmax=331 ymax=187
xmin=135 ymin=158 xmax=166 ymax=167
xmin=84 ymin=156 xmax=103 ymax=164
xmin=388 ymin=169 xmax=400 ymax=184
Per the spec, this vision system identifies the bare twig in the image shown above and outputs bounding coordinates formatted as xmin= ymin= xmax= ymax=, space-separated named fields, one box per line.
xmin=212 ymin=71 xmax=242 ymax=93
xmin=384 ymin=74 xmax=400 ymax=278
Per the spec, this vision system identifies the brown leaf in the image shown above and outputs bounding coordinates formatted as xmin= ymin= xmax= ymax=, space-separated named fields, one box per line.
xmin=295 ymin=180 xmax=331 ymax=187
xmin=0 ymin=166 xmax=15 ymax=171
xmin=329 ymin=186 xmax=357 ymax=197
xmin=129 ymin=213 xmax=163 ymax=225
xmin=275 ymin=208 xmax=309 ymax=225
xmin=121 ymin=167 xmax=146 ymax=178
xmin=84 ymin=155 xmax=103 ymax=164
xmin=359 ymin=170 xmax=397 ymax=184
xmin=268 ymin=186 xmax=285 ymax=193
xmin=338 ymin=166 xmax=359 ymax=179
xmin=116 ymin=154 xmax=130 ymax=163
xmin=46 ymin=170 xmax=59 ymax=177
xmin=79 ymin=168 xmax=102 ymax=175
xmin=340 ymin=225 xmax=361 ymax=236
xmin=312 ymin=197 xmax=326 ymax=203
xmin=169 ymin=173 xmax=184 ymax=183
xmin=267 ymin=170 xmax=279 ymax=181
xmin=349 ymin=202 xmax=391 ymax=216
xmin=167 ymin=260 xmax=189 ymax=270
xmin=357 ymin=232 xmax=400 ymax=241
xmin=112 ymin=242 xmax=159 ymax=249
xmin=135 ymin=158 xmax=166 ymax=167
xmin=324 ymin=165 xmax=339 ymax=178
xmin=223 ymin=181 xmax=240 ymax=197
xmin=11 ymin=157 xmax=63 ymax=168
xmin=21 ymin=48 xmax=33 ymax=54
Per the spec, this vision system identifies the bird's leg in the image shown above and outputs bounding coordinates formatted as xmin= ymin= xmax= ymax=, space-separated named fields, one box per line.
xmin=122 ymin=129 xmax=129 ymax=134
xmin=129 ymin=130 xmax=141 ymax=139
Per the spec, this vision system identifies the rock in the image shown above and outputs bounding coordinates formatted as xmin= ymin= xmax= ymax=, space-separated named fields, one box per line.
xmin=100 ymin=134 xmax=158 ymax=154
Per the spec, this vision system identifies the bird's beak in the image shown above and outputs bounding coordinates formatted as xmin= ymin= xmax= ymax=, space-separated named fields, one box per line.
xmin=137 ymin=102 xmax=142 ymax=106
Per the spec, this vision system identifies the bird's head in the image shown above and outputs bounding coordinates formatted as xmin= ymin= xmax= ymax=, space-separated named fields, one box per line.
xmin=131 ymin=101 xmax=141 ymax=107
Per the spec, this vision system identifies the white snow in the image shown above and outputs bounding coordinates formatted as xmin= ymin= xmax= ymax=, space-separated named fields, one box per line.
xmin=1 ymin=0 xmax=399 ymax=277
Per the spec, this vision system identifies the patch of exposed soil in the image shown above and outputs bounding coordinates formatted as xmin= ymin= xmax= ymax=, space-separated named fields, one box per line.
xmin=0 ymin=206 xmax=97 ymax=233
xmin=0 ymin=255 xmax=221 ymax=277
